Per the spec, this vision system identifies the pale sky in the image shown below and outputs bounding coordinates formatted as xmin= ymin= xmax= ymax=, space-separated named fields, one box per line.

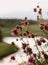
xmin=0 ymin=0 xmax=48 ymax=20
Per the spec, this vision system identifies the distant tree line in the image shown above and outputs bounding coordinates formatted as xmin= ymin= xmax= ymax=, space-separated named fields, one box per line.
xmin=0 ymin=18 xmax=37 ymax=28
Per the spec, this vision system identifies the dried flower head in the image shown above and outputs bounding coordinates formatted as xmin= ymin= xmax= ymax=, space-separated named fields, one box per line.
xmin=28 ymin=33 xmax=32 ymax=38
xmin=37 ymin=40 xmax=41 ymax=46
xmin=37 ymin=5 xmax=39 ymax=8
xmin=34 ymin=8 xmax=37 ymax=12
xmin=23 ymin=32 xmax=27 ymax=36
xmin=26 ymin=30 xmax=30 ymax=34
xmin=16 ymin=25 xmax=20 ymax=29
xmin=19 ymin=25 xmax=23 ymax=31
xmin=16 ymin=38 xmax=18 ymax=41
xmin=31 ymin=33 xmax=35 ymax=38
xmin=22 ymin=43 xmax=26 ymax=49
xmin=40 ymin=37 xmax=46 ymax=43
xmin=38 ymin=10 xmax=42 ymax=15
xmin=28 ymin=56 xmax=36 ymax=64
xmin=11 ymin=42 xmax=15 ymax=45
xmin=10 ymin=56 xmax=15 ymax=60
xmin=25 ymin=46 xmax=32 ymax=54
xmin=19 ymin=32 xmax=23 ymax=36
xmin=12 ymin=28 xmax=18 ymax=35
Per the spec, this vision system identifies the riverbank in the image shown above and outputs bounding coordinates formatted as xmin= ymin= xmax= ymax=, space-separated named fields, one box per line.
xmin=0 ymin=41 xmax=19 ymax=60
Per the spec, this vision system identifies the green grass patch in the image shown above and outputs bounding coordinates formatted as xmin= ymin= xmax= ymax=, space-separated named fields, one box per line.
xmin=1 ymin=24 xmax=47 ymax=38
xmin=0 ymin=42 xmax=19 ymax=59
xmin=1 ymin=27 xmax=12 ymax=36
xmin=22 ymin=24 xmax=47 ymax=37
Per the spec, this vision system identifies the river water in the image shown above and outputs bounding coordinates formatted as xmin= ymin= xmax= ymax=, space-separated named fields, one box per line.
xmin=0 ymin=36 xmax=48 ymax=65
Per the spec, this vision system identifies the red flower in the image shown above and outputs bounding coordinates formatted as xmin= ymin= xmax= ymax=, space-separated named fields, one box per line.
xmin=23 ymin=32 xmax=27 ymax=36
xmin=34 ymin=8 xmax=37 ymax=12
xmin=28 ymin=34 xmax=32 ymax=38
xmin=10 ymin=56 xmax=15 ymax=60
xmin=40 ymin=37 xmax=46 ymax=43
xmin=24 ymin=21 xmax=29 ymax=25
xmin=37 ymin=40 xmax=41 ymax=46
xmin=25 ymin=46 xmax=32 ymax=54
xmin=40 ymin=22 xmax=48 ymax=34
xmin=38 ymin=9 xmax=42 ymax=15
xmin=19 ymin=32 xmax=23 ymax=36
xmin=43 ymin=22 xmax=48 ymax=30
xmin=42 ymin=51 xmax=48 ymax=60
xmin=31 ymin=33 xmax=35 ymax=38
xmin=16 ymin=25 xmax=20 ymax=29
xmin=28 ymin=56 xmax=36 ymax=64
xmin=26 ymin=30 xmax=30 ymax=34
xmin=33 ymin=54 xmax=36 ymax=58
xmin=22 ymin=43 xmax=26 ymax=49
xmin=12 ymin=28 xmax=18 ymax=35
xmin=21 ymin=17 xmax=29 ymax=26
xmin=19 ymin=26 xmax=23 ymax=31
xmin=45 ymin=25 xmax=48 ymax=30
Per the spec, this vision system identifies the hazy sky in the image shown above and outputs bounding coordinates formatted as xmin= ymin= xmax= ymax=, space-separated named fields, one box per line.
xmin=0 ymin=0 xmax=48 ymax=19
